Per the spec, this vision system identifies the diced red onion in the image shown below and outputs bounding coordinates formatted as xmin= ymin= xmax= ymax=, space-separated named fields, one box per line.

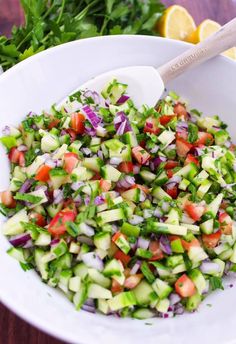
xmin=19 ymin=179 xmax=34 ymax=193
xmin=200 ymin=262 xmax=221 ymax=274
xmin=74 ymin=194 xmax=82 ymax=204
xmin=97 ymin=150 xmax=103 ymax=160
xmin=161 ymin=202 xmax=170 ymax=212
xmin=133 ymin=165 xmax=140 ymax=174
xmin=82 ymin=252 xmax=104 ymax=271
xmin=23 ymin=239 xmax=33 ymax=248
xmin=18 ymin=144 xmax=28 ymax=152
xmin=150 ymin=145 xmax=159 ymax=154
xmin=153 ymin=156 xmax=167 ymax=169
xmin=224 ymin=140 xmax=231 ymax=148
xmin=9 ymin=233 xmax=31 ymax=247
xmin=111 ymin=224 xmax=118 ymax=234
xmin=159 ymin=235 xmax=172 ymax=255
xmin=94 ymin=195 xmax=105 ymax=206
xmin=85 ymin=125 xmax=96 ymax=137
xmin=81 ymin=147 xmax=91 ymax=156
xmin=153 ymin=207 xmax=162 ymax=218
xmin=85 ymin=298 xmax=95 ymax=307
xmin=81 ymin=304 xmax=96 ymax=313
xmin=77 ymin=236 xmax=94 ymax=246
xmin=35 ymin=185 xmax=47 ymax=192
xmin=128 ymin=215 xmax=144 ymax=225
xmin=84 ymin=195 xmax=90 ymax=206
xmin=82 ymin=105 xmax=102 ymax=129
xmin=202 ymin=280 xmax=210 ymax=294
xmin=2 ymin=125 xmax=10 ymax=136
xmin=79 ymin=223 xmax=94 ymax=237
xmin=50 ymin=238 xmax=60 ymax=246
xmin=137 ymin=237 xmax=150 ymax=250
xmin=71 ymin=181 xmax=84 ymax=191
xmin=177 ymin=121 xmax=188 ymax=130
xmin=174 ymin=304 xmax=185 ymax=315
xmin=117 ymin=176 xmax=135 ymax=189
xmin=169 ymin=293 xmax=181 ymax=305
xmin=109 ymin=157 xmax=123 ymax=166
xmin=166 ymin=175 xmax=181 ymax=185
xmin=45 ymin=158 xmax=56 ymax=168
xmin=130 ymin=261 xmax=141 ymax=275
xmin=139 ymin=191 xmax=146 ymax=202
xmin=114 ymin=112 xmax=132 ymax=135
xmin=83 ymin=90 xmax=100 ymax=105
xmin=116 ymin=95 xmax=130 ymax=105
xmin=53 ymin=189 xmax=64 ymax=204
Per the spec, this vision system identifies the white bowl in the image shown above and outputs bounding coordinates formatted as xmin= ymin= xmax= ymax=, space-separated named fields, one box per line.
xmin=1 ymin=35 xmax=236 ymax=344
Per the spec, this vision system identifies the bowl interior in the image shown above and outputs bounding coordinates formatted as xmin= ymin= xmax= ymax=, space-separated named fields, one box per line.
xmin=0 ymin=35 xmax=236 ymax=344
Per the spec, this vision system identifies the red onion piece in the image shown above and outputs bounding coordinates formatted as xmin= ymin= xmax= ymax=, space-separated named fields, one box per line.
xmin=77 ymin=236 xmax=94 ymax=246
xmin=50 ymin=238 xmax=60 ymax=246
xmin=94 ymin=195 xmax=105 ymax=206
xmin=169 ymin=293 xmax=181 ymax=305
xmin=18 ymin=145 xmax=28 ymax=152
xmin=109 ymin=157 xmax=123 ymax=166
xmin=79 ymin=223 xmax=94 ymax=237
xmin=19 ymin=179 xmax=34 ymax=193
xmin=200 ymin=262 xmax=221 ymax=274
xmin=137 ymin=237 xmax=150 ymax=250
xmin=116 ymin=95 xmax=130 ymax=105
xmin=159 ymin=235 xmax=172 ymax=255
xmin=114 ymin=112 xmax=132 ymax=135
xmin=81 ymin=304 xmax=96 ymax=313
xmin=152 ymin=156 xmax=167 ymax=169
xmin=130 ymin=261 xmax=141 ymax=275
xmin=82 ymin=252 xmax=104 ymax=271
xmin=83 ymin=90 xmax=100 ymax=104
xmin=53 ymin=189 xmax=64 ymax=204
xmin=9 ymin=233 xmax=31 ymax=247
xmin=82 ymin=105 xmax=102 ymax=129
xmin=133 ymin=165 xmax=140 ymax=174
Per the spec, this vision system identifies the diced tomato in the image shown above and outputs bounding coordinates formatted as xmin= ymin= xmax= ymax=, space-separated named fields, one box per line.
xmin=0 ymin=190 xmax=16 ymax=208
xmin=144 ymin=117 xmax=160 ymax=135
xmin=124 ymin=274 xmax=143 ymax=289
xmin=48 ymin=209 xmax=76 ymax=236
xmin=181 ymin=238 xmax=200 ymax=251
xmin=35 ymin=165 xmax=52 ymax=182
xmin=8 ymin=147 xmax=21 ymax=164
xmin=166 ymin=185 xmax=178 ymax=199
xmin=132 ymin=146 xmax=150 ymax=165
xmin=48 ymin=118 xmax=60 ymax=129
xmin=219 ymin=212 xmax=233 ymax=235
xmin=118 ymin=161 xmax=134 ymax=173
xmin=139 ymin=140 xmax=146 ymax=148
xmin=91 ymin=172 xmax=101 ymax=180
xmin=29 ymin=212 xmax=46 ymax=227
xmin=176 ymin=130 xmax=188 ymax=140
xmin=18 ymin=152 xmax=25 ymax=167
xmin=184 ymin=154 xmax=199 ymax=167
xmin=130 ymin=184 xmax=150 ymax=194
xmin=71 ymin=113 xmax=85 ymax=134
xmin=202 ymin=230 xmax=221 ymax=248
xmin=175 ymin=274 xmax=196 ymax=298
xmin=99 ymin=179 xmax=112 ymax=192
xmin=64 ymin=152 xmax=79 ymax=173
xmin=149 ymin=241 xmax=164 ymax=261
xmin=176 ymin=138 xmax=193 ymax=157
xmin=168 ymin=235 xmax=180 ymax=242
xmin=229 ymin=143 xmax=236 ymax=152
xmin=111 ymin=279 xmax=123 ymax=294
xmin=159 ymin=115 xmax=175 ymax=126
xmin=185 ymin=203 xmax=205 ymax=221
xmin=164 ymin=160 xmax=179 ymax=169
xmin=166 ymin=169 xmax=174 ymax=179
xmin=174 ymin=103 xmax=188 ymax=119
xmin=66 ymin=128 xmax=77 ymax=142
xmin=114 ymin=250 xmax=131 ymax=266
xmin=195 ymin=132 xmax=214 ymax=146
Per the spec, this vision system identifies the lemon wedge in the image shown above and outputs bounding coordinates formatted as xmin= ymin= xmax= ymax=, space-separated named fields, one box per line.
xmin=157 ymin=5 xmax=196 ymax=41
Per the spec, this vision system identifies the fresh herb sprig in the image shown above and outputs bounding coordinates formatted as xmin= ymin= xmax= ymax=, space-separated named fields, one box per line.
xmin=0 ymin=0 xmax=165 ymax=71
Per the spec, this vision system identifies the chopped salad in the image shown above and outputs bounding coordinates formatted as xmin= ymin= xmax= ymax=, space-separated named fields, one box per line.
xmin=1 ymin=79 xmax=236 ymax=319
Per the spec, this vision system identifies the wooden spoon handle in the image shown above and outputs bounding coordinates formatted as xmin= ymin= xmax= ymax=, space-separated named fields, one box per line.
xmin=158 ymin=17 xmax=236 ymax=85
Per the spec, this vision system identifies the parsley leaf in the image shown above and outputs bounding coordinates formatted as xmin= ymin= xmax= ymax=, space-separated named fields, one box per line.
xmin=209 ymin=276 xmax=224 ymax=291
xmin=14 ymin=193 xmax=43 ymax=204
xmin=188 ymin=123 xmax=198 ymax=143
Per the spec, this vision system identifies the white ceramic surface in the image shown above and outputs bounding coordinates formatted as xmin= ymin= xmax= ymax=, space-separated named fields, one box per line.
xmin=1 ymin=35 xmax=236 ymax=344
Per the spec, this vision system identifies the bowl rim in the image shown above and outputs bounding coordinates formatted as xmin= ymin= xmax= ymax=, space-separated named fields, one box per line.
xmin=1 ymin=34 xmax=236 ymax=343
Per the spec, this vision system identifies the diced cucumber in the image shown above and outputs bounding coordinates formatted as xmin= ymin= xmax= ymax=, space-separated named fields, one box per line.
xmin=40 ymin=130 xmax=59 ymax=153
xmin=133 ymin=281 xmax=154 ymax=305
xmin=197 ymin=117 xmax=221 ymax=130
xmin=26 ymin=155 xmax=46 ymax=177
xmin=35 ymin=248 xmax=48 ymax=280
xmin=147 ymin=222 xmax=187 ymax=236
xmin=197 ymin=180 xmax=212 ymax=198
xmin=121 ymin=188 xmax=143 ymax=203
xmin=87 ymin=283 xmax=112 ymax=299
xmin=108 ymin=291 xmax=137 ymax=311
xmin=205 ymin=194 xmax=223 ymax=218
xmin=154 ymin=171 xmax=168 ymax=186
xmin=13 ymin=166 xmax=27 ymax=182
xmin=132 ymin=308 xmax=155 ymax=319
xmin=97 ymin=299 xmax=109 ymax=314
xmin=58 ymin=269 xmax=73 ymax=293
xmin=181 ymin=223 xmax=200 ymax=234
xmin=101 ymin=79 xmax=127 ymax=104
xmin=98 ymin=208 xmax=125 ymax=224
xmin=186 ymin=292 xmax=201 ymax=311
xmin=200 ymin=219 xmax=214 ymax=234
xmin=71 ymin=166 xmax=93 ymax=181
xmin=100 ymin=165 xmax=121 ymax=182
xmin=2 ymin=209 xmax=29 ymax=235
xmin=103 ymin=259 xmax=123 ymax=277
xmin=113 ymin=233 xmax=130 ymax=254
xmin=94 ymin=232 xmax=111 ymax=250
xmin=121 ymin=222 xmax=140 ymax=237
xmin=97 ymin=196 xmax=123 ymax=212
xmin=83 ymin=157 xmax=104 ymax=172
xmin=73 ymin=263 xmax=89 ymax=280
xmin=188 ymin=246 xmax=208 ymax=263
xmin=171 ymin=238 xmax=184 ymax=253
xmin=165 ymin=208 xmax=180 ymax=225
xmin=230 ymin=242 xmax=236 ymax=263
xmin=10 ymin=177 xmax=22 ymax=192
xmin=35 ymin=231 xmax=51 ymax=246
xmin=157 ymin=130 xmax=175 ymax=148
xmin=174 ymin=163 xmax=198 ymax=179
xmin=49 ymin=168 xmax=68 ymax=189
xmin=193 ymin=170 xmax=209 ymax=186
xmin=152 ymin=278 xmax=172 ymax=299
xmin=152 ymin=186 xmax=171 ymax=200
xmin=47 ymin=203 xmax=63 ymax=218
xmin=140 ymin=170 xmax=156 ymax=183
xmin=7 ymin=247 xmax=26 ymax=263
xmin=123 ymin=131 xmax=138 ymax=147
xmin=23 ymin=128 xmax=34 ymax=148
xmin=189 ymin=269 xmax=207 ymax=295
xmin=88 ymin=268 xmax=111 ymax=288
xmin=156 ymin=298 xmax=170 ymax=313
xmin=73 ymin=284 xmax=88 ymax=310
xmin=69 ymin=276 xmax=81 ymax=292
xmin=179 ymin=178 xmax=190 ymax=191
xmin=27 ymin=189 xmax=48 ymax=208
